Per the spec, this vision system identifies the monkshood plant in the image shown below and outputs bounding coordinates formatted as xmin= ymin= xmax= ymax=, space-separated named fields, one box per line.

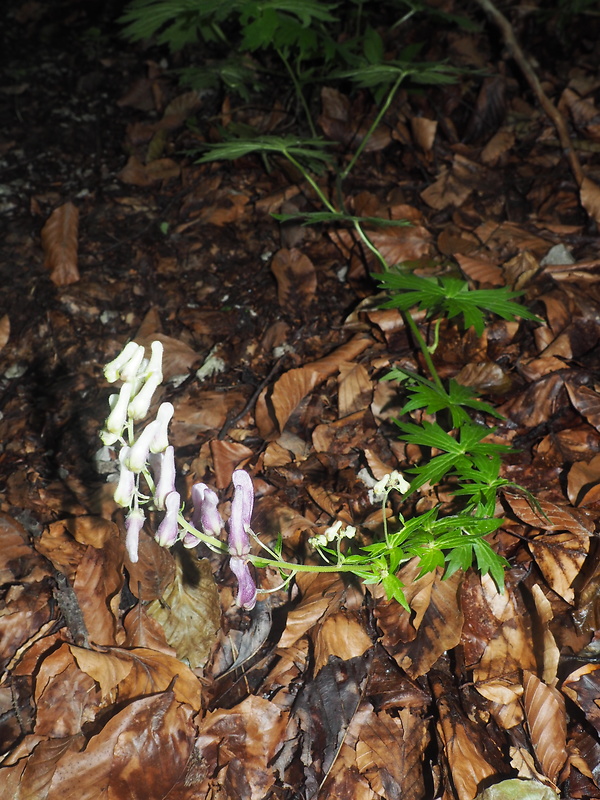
xmin=100 ymin=339 xmax=514 ymax=611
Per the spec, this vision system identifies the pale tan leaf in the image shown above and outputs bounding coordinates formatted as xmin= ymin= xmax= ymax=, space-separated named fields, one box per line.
xmin=523 ymin=671 xmax=568 ymax=783
xmin=278 ymin=571 xmax=345 ymax=649
xmin=41 ymin=201 xmax=80 ymax=286
xmin=530 ymin=584 xmax=559 ymax=686
xmin=337 ymin=361 xmax=373 ymax=417
xmin=581 ymin=176 xmax=600 ymax=226
xmin=567 ymin=453 xmax=600 ymax=506
xmin=146 ymin=556 xmax=220 ymax=669
xmin=313 ymin=610 xmax=373 ymax=673
xmin=210 ymin=439 xmax=254 ymax=488
xmin=528 ymin=531 xmax=589 ymax=603
xmin=455 ymin=252 xmax=505 ymax=286
xmin=270 ymin=247 xmax=317 ymax=308
xmin=410 ymin=116 xmax=437 ymax=151
xmin=480 ymin=128 xmax=516 ymax=165
xmin=0 ymin=314 xmax=9 ymax=352
xmin=503 ymin=493 xmax=594 ymax=536
xmin=271 ymin=367 xmax=323 ymax=433
xmin=117 ymin=155 xmax=180 ymax=186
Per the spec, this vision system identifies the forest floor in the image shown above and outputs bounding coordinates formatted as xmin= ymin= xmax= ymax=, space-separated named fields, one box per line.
xmin=2 ymin=1 xmax=600 ymax=798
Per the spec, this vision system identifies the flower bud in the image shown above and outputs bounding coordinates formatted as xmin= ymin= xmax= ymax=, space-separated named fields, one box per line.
xmin=119 ymin=344 xmax=146 ymax=383
xmin=152 ymin=446 xmax=176 ymax=511
xmin=125 ymin=508 xmax=145 ymax=563
xmin=150 ymin=402 xmax=174 ymax=454
xmin=104 ymin=342 xmax=142 ymax=383
xmin=114 ymin=447 xmax=136 ymax=507
xmin=125 ymin=420 xmax=158 ymax=472
xmin=104 ymin=383 xmax=132 ymax=437
xmin=145 ymin=340 xmax=164 ymax=382
xmin=127 ymin=373 xmax=162 ymax=421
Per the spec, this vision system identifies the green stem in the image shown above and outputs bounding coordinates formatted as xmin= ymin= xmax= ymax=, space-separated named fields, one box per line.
xmin=403 ymin=312 xmax=445 ymax=392
xmin=248 ymin=556 xmax=360 ymax=573
xmin=277 ymin=49 xmax=317 ymax=138
xmin=285 ymin=151 xmax=337 ymax=212
xmin=341 ymin=73 xmax=405 ymax=181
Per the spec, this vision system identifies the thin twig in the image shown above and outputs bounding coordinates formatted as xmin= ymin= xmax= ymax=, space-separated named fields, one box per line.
xmin=473 ymin=0 xmax=584 ymax=188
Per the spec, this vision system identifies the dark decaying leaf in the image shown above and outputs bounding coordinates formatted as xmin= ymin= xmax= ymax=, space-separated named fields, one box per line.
xmin=562 ymin=664 xmax=600 ymax=736
xmin=294 ymin=654 xmax=371 ymax=795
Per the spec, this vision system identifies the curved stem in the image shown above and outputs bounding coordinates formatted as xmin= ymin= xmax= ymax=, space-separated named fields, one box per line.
xmin=341 ymin=73 xmax=405 ymax=181
xmin=277 ymin=49 xmax=317 ymax=138
xmin=403 ymin=311 xmax=445 ymax=391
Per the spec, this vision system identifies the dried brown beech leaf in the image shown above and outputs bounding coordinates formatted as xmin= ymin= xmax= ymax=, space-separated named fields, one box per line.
xmin=498 ymin=374 xmax=565 ymax=428
xmin=503 ymin=494 xmax=594 ymax=536
xmin=566 ymin=382 xmax=600 ymax=432
xmin=0 ymin=313 xmax=9 ymax=352
xmin=338 ymin=361 xmax=373 ymax=418
xmin=530 ymin=584 xmax=559 ymax=686
xmin=193 ymin=696 xmax=287 ymax=800
xmin=528 ymin=531 xmax=589 ymax=604
xmin=125 ymin=519 xmax=177 ymax=602
xmin=278 ymin=571 xmax=345 ymax=649
xmin=70 ymin=643 xmax=202 ymax=710
xmin=73 ymin=543 xmax=124 ymax=647
xmin=41 ymin=201 xmax=80 ymax=286
xmin=146 ymin=556 xmax=220 ymax=669
xmin=312 ymin=409 xmax=377 ymax=454
xmin=122 ymin=602 xmax=177 ymax=655
xmin=562 ymin=664 xmax=600 ymax=736
xmin=270 ymin=247 xmax=317 ymax=308
xmin=118 ymin=154 xmax=180 ymax=185
xmin=410 ymin=116 xmax=437 ymax=151
xmin=473 ymin=576 xmax=535 ymax=718
xmin=354 ymin=706 xmax=409 ymax=798
xmin=480 ymin=128 xmax=516 ymax=166
xmin=567 ymin=453 xmax=600 ymax=506
xmin=170 ymin=389 xmax=247 ymax=444
xmin=581 ymin=176 xmax=600 ymax=227
xmin=569 ymin=726 xmax=600 ymax=789
xmin=210 ymin=439 xmax=255 ymax=489
xmin=313 ymin=610 xmax=373 ymax=673
xmin=432 ymin=672 xmax=500 ymax=800
xmin=34 ymin=642 xmax=101 ymax=738
xmin=0 ymin=583 xmax=53 ymax=676
xmin=376 ymin=566 xmax=464 ymax=679
xmin=455 ymin=252 xmax=505 ymax=286
xmin=455 ymin=361 xmax=512 ymax=394
xmin=0 ymin=513 xmax=49 ymax=585
xmin=523 ymin=671 xmax=568 ymax=783
xmin=46 ymin=691 xmax=194 ymax=800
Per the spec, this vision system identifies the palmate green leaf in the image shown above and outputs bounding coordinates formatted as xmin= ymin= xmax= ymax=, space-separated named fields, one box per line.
xmin=333 ymin=60 xmax=460 ymax=90
xmin=194 ymin=135 xmax=334 ymax=170
xmin=473 ymin=538 xmax=509 ymax=590
xmin=376 ymin=272 xmax=540 ymax=336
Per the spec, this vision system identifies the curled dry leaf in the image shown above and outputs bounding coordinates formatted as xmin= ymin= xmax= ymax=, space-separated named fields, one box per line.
xmin=41 ymin=201 xmax=80 ymax=286
xmin=530 ymin=584 xmax=559 ymax=686
xmin=523 ymin=671 xmax=568 ymax=784
xmin=562 ymin=663 xmax=600 ymax=736
xmin=70 ymin=643 xmax=202 ymax=710
xmin=278 ymin=571 xmax=345 ymax=649
xmin=0 ymin=314 xmax=9 ymax=352
xmin=312 ymin=610 xmax=373 ymax=673
xmin=528 ymin=531 xmax=589 ymax=604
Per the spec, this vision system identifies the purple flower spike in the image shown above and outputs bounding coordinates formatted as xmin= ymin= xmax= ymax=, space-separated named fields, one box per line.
xmin=228 ymin=470 xmax=254 ymax=557
xmin=125 ymin=508 xmax=145 ymax=563
xmin=152 ymin=446 xmax=176 ymax=511
xmin=191 ymin=483 xmax=224 ymax=537
xmin=155 ymin=491 xmax=181 ymax=547
xmin=229 ymin=556 xmax=257 ymax=610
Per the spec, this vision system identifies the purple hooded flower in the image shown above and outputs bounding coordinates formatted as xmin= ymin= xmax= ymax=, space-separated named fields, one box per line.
xmin=228 ymin=470 xmax=254 ymax=557
xmin=229 ymin=556 xmax=257 ymax=610
xmin=191 ymin=482 xmax=224 ymax=537
xmin=155 ymin=490 xmax=181 ymax=547
xmin=125 ymin=508 xmax=145 ymax=563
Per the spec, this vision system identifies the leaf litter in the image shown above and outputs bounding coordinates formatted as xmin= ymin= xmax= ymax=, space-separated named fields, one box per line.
xmin=2 ymin=1 xmax=600 ymax=798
